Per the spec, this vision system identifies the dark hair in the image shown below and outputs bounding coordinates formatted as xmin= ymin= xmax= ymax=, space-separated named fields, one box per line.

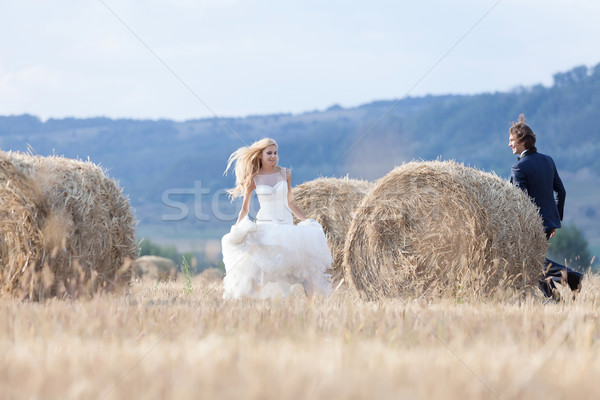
xmin=509 ymin=114 xmax=537 ymax=151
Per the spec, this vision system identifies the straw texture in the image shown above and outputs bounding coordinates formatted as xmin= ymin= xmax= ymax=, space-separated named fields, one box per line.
xmin=0 ymin=152 xmax=137 ymax=299
xmin=133 ymin=256 xmax=178 ymax=281
xmin=343 ymin=161 xmax=547 ymax=300
xmin=292 ymin=177 xmax=373 ymax=285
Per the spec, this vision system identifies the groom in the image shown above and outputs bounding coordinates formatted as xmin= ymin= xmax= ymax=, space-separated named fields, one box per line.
xmin=508 ymin=114 xmax=583 ymax=299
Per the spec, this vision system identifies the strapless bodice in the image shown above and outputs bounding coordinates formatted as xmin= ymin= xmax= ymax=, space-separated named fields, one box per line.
xmin=255 ymin=174 xmax=293 ymax=225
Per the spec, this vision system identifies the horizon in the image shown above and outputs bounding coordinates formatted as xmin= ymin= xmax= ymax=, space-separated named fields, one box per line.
xmin=2 ymin=62 xmax=595 ymax=124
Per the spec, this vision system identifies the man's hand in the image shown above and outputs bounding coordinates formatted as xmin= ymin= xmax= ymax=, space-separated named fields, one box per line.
xmin=548 ymin=228 xmax=557 ymax=239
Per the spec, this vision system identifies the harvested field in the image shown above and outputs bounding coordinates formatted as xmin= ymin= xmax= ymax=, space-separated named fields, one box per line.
xmin=0 ymin=272 xmax=598 ymax=399
xmin=344 ymin=161 xmax=548 ymax=300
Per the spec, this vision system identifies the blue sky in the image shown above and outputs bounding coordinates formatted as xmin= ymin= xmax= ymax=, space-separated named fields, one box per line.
xmin=1 ymin=0 xmax=599 ymax=121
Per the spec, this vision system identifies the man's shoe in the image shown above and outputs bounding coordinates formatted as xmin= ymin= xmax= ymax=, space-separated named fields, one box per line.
xmin=567 ymin=270 xmax=583 ymax=292
xmin=551 ymin=288 xmax=562 ymax=302
xmin=538 ymin=278 xmax=556 ymax=298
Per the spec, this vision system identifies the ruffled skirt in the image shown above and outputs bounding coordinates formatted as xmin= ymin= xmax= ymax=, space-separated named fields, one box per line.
xmin=222 ymin=217 xmax=333 ymax=299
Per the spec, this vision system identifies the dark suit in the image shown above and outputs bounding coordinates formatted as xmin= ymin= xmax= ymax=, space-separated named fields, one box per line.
xmin=510 ymin=149 xmax=565 ymax=231
xmin=510 ymin=148 xmax=583 ymax=297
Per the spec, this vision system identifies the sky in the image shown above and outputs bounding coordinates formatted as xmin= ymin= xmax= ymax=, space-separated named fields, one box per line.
xmin=1 ymin=0 xmax=599 ymax=121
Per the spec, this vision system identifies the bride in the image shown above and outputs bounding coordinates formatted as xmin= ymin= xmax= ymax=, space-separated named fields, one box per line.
xmin=221 ymin=138 xmax=333 ymax=299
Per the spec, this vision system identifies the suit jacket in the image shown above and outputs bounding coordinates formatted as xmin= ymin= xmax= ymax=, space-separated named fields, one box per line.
xmin=510 ymin=149 xmax=566 ymax=231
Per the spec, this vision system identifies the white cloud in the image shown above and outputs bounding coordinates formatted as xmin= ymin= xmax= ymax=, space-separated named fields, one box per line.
xmin=1 ymin=0 xmax=599 ymax=120
xmin=99 ymin=36 xmax=125 ymax=52
xmin=0 ymin=66 xmax=60 ymax=99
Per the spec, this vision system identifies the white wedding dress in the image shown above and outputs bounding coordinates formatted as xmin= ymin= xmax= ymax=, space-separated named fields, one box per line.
xmin=222 ymin=168 xmax=333 ymax=299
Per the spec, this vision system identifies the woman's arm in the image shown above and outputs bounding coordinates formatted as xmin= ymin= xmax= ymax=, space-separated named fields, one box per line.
xmin=286 ymin=169 xmax=307 ymax=221
xmin=235 ymin=181 xmax=255 ymax=225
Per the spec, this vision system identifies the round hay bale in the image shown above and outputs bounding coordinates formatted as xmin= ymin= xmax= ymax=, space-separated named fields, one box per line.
xmin=0 ymin=152 xmax=137 ymax=299
xmin=134 ymin=256 xmax=178 ymax=281
xmin=0 ymin=157 xmax=47 ymax=298
xmin=343 ymin=160 xmax=547 ymax=300
xmin=291 ymin=177 xmax=373 ymax=285
xmin=198 ymin=267 xmax=225 ymax=282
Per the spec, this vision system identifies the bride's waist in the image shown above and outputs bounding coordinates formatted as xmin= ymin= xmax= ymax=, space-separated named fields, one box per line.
xmin=256 ymin=208 xmax=293 ymax=224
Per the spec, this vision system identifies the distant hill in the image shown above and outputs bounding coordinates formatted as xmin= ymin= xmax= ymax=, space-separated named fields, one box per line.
xmin=1 ymin=63 xmax=599 ymax=253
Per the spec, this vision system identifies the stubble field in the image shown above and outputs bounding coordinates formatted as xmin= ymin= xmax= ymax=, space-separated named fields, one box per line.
xmin=2 ymin=273 xmax=600 ymax=400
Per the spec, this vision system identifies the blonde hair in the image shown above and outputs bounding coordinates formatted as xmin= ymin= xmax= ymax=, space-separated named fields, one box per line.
xmin=225 ymin=138 xmax=278 ymax=198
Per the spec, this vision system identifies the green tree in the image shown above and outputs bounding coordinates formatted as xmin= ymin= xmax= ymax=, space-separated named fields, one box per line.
xmin=548 ymin=223 xmax=593 ymax=270
xmin=138 ymin=238 xmax=179 ymax=264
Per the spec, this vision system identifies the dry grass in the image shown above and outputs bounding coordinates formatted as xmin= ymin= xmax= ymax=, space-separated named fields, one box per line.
xmin=292 ymin=177 xmax=373 ymax=285
xmin=0 ymin=273 xmax=598 ymax=399
xmin=0 ymin=152 xmax=137 ymax=300
xmin=344 ymin=161 xmax=548 ymax=300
